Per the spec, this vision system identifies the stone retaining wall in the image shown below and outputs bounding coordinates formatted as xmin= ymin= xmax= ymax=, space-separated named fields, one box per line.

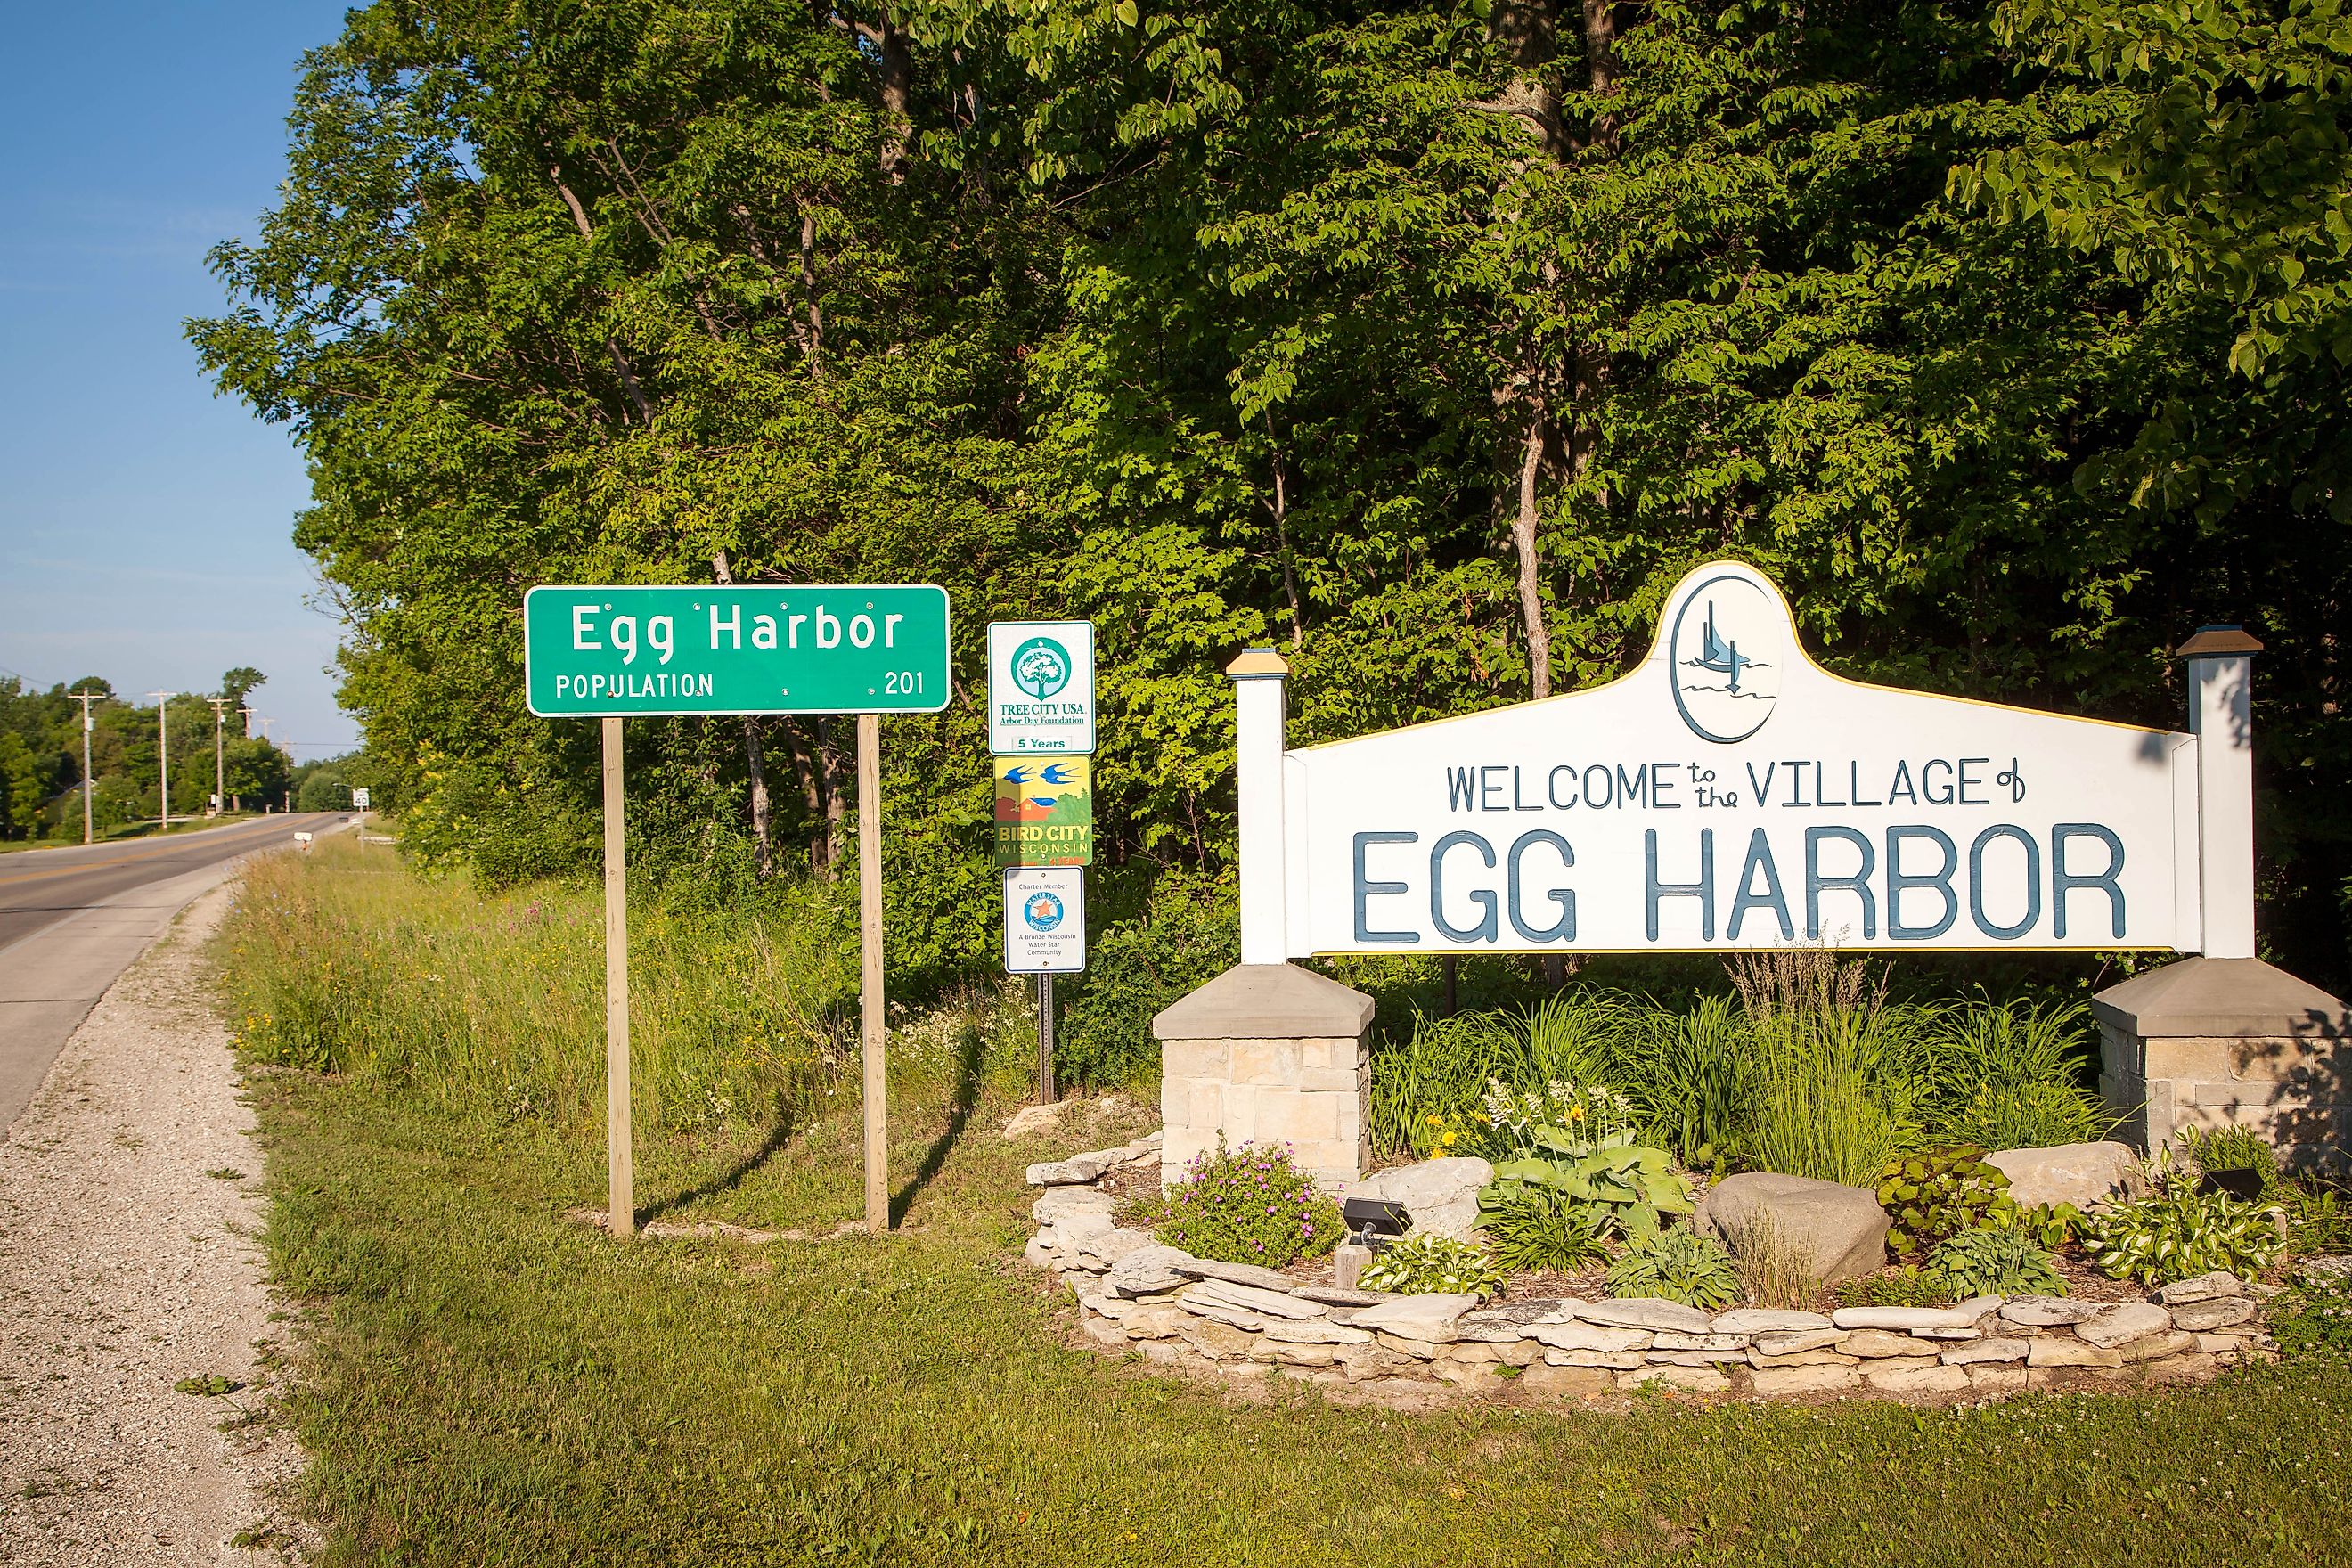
xmin=1025 ymin=1150 xmax=2277 ymax=1405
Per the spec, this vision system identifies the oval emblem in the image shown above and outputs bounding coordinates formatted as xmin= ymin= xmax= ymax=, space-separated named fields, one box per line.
xmin=1669 ymin=572 xmax=1782 ymax=743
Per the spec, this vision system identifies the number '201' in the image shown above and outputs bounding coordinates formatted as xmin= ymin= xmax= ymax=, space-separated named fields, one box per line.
xmin=884 ymin=671 xmax=923 ymax=695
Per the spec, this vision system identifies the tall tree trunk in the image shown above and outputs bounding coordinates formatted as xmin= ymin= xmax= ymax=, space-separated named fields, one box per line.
xmin=783 ymin=720 xmax=829 ymax=877
xmin=876 ymin=18 xmax=913 ymax=184
xmin=1267 ymin=417 xmax=1304 ymax=647
xmin=712 ymin=551 xmax=775 ymax=878
xmin=821 ymin=718 xmax=847 ymax=872
xmin=1515 ymin=409 xmax=1555 ymax=699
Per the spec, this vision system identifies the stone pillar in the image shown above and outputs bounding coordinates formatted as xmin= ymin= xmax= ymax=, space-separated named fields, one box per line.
xmin=1153 ymin=961 xmax=1374 ymax=1191
xmin=2094 ymin=956 xmax=2351 ymax=1172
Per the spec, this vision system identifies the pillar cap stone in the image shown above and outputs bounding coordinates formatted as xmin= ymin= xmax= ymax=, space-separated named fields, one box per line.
xmin=1225 ymin=648 xmax=1290 ymax=679
xmin=1153 ymin=962 xmax=1373 ymax=1041
xmin=2176 ymin=625 xmax=2263 ymax=657
xmin=2091 ymin=956 xmax=2346 ymax=1038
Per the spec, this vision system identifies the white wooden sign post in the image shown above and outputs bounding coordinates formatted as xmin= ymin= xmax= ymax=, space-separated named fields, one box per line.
xmin=1235 ymin=561 xmax=2247 ymax=960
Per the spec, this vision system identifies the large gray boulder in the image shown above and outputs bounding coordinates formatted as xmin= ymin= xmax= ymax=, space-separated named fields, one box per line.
xmin=1342 ymin=1156 xmax=1494 ymax=1242
xmin=1695 ymin=1172 xmax=1889 ymax=1286
xmin=1984 ymin=1140 xmax=2144 ymax=1212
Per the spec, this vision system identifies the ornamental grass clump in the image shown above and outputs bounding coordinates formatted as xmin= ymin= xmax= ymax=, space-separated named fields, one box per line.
xmin=1147 ymin=1140 xmax=1342 ymax=1268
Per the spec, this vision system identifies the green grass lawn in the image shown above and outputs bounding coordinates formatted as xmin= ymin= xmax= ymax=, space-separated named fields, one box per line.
xmin=220 ymin=842 xmax=2352 ymax=1564
xmin=249 ymin=1071 xmax=2352 ymax=1566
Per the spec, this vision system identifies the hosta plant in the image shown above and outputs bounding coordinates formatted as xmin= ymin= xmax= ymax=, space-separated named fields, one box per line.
xmin=2079 ymin=1177 xmax=2286 ymax=1286
xmin=1145 ymin=1139 xmax=1342 ymax=1268
xmin=1478 ymin=1183 xmax=1610 ymax=1274
xmin=1928 ymin=1226 xmax=2066 ymax=1298
xmin=1605 ymin=1226 xmax=1740 ymax=1309
xmin=1875 ymin=1147 xmax=2013 ymax=1254
xmin=1358 ymin=1233 xmax=1507 ymax=1300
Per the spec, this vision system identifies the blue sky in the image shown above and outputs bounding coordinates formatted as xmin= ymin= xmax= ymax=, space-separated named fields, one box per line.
xmin=0 ymin=2 xmax=361 ymax=757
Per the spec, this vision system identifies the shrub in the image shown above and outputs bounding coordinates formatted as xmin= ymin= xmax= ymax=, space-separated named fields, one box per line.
xmin=1929 ymin=1227 xmax=2065 ymax=1297
xmin=1917 ymin=997 xmax=2110 ymax=1148
xmin=1606 ymin=1227 xmax=1740 ymax=1309
xmin=1369 ymin=1011 xmax=1521 ymax=1158
xmin=1146 ymin=1141 xmax=1342 ymax=1268
xmin=2080 ymin=1175 xmax=2287 ymax=1285
xmin=2270 ymin=1270 xmax=2352 ymax=1364
xmin=2176 ymin=1125 xmax=2284 ymax=1199
xmin=1478 ymin=1185 xmax=1609 ymax=1274
xmin=1743 ymin=1026 xmax=1904 ymax=1188
xmin=1357 ymin=1233 xmax=1506 ymax=1299
xmin=1874 ymin=1147 xmax=2013 ymax=1254
xmin=1060 ymin=872 xmax=1236 ymax=1088
xmin=2289 ymin=1186 xmax=2352 ymax=1254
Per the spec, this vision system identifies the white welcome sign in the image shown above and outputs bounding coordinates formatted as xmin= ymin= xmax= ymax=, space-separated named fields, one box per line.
xmin=1231 ymin=562 xmax=2258 ymax=961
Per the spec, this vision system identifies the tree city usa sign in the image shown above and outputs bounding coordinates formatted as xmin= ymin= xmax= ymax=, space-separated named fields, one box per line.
xmin=525 ymin=584 xmax=951 ymax=715
xmin=1233 ymin=561 xmax=2247 ymax=960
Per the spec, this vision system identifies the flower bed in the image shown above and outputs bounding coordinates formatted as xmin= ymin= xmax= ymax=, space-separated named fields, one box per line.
xmin=1024 ymin=1141 xmax=2282 ymax=1405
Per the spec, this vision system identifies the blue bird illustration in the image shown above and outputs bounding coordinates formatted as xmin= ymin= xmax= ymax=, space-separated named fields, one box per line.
xmin=1038 ymin=763 xmax=1075 ymax=785
xmin=1000 ymin=764 xmax=1033 ymax=784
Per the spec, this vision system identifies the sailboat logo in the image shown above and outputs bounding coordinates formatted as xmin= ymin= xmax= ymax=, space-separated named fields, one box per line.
xmin=1668 ymin=572 xmax=1782 ymax=742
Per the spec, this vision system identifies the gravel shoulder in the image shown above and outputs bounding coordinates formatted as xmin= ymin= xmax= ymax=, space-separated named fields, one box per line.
xmin=0 ymin=879 xmax=309 ymax=1564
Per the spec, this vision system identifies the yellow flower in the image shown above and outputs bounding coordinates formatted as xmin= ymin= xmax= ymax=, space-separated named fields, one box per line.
xmin=1568 ymin=1104 xmax=1585 ymax=1120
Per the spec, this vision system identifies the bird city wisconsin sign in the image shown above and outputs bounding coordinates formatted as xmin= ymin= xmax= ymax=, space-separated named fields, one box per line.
xmin=1229 ymin=561 xmax=2260 ymax=963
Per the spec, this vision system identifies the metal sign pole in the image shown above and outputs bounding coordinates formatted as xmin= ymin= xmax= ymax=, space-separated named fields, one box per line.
xmin=859 ymin=712 xmax=889 ymax=1233
xmin=601 ymin=717 xmax=635 ymax=1237
xmin=1037 ymin=974 xmax=1057 ymax=1104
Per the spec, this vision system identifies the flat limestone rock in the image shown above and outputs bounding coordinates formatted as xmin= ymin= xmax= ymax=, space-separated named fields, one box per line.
xmin=1105 ymin=1245 xmax=1195 ymax=1296
xmin=1753 ymin=1327 xmax=1848 ymax=1357
xmin=1294 ymin=1286 xmax=1394 ymax=1307
xmin=1179 ymin=1298 xmax=1273 ymax=1334
xmin=1831 ymin=1302 xmax=1997 ymax=1332
xmin=1841 ymin=1329 xmax=1941 ymax=1360
xmin=1172 ymin=1257 xmax=1300 ymax=1292
xmin=1713 ymin=1309 xmax=1834 ymax=1335
xmin=1695 ymin=1172 xmax=1890 ymax=1286
xmin=1940 ymin=1337 xmax=2029 ymax=1366
xmin=1529 ymin=1322 xmax=1654 ymax=1354
xmin=1026 ymin=1156 xmax=1108 ymax=1187
xmin=1070 ymin=1227 xmax=1156 ymax=1270
xmin=1261 ymin=1318 xmax=1373 ymax=1345
xmin=1340 ymin=1157 xmax=1495 ymax=1242
xmin=1985 ymin=1140 xmax=2144 ymax=1212
xmin=2000 ymin=1295 xmax=2101 ymax=1327
xmin=2026 ymin=1337 xmax=2120 ymax=1368
xmin=1569 ymin=1297 xmax=1717 ymax=1335
xmin=2156 ymin=1270 xmax=2245 ymax=1305
xmin=1033 ymin=1188 xmax=1118 ymax=1225
xmin=1750 ymin=1364 xmax=1861 ymax=1395
xmin=1352 ymin=1292 xmax=1480 ymax=1342
xmin=1182 ymin=1278 xmax=1328 ymax=1321
xmin=1864 ymin=1363 xmax=1970 ymax=1394
xmin=2077 ymin=1302 xmax=2173 ymax=1349
xmin=2119 ymin=1331 xmax=2198 ymax=1364
xmin=2169 ymin=1296 xmax=2258 ymax=1332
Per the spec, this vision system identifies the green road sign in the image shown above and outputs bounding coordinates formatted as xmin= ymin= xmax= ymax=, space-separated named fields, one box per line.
xmin=525 ymin=584 xmax=951 ymax=716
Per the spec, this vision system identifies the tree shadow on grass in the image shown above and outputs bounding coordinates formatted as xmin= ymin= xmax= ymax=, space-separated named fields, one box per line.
xmin=891 ymin=1023 xmax=987 ymax=1227
xmin=637 ymin=1109 xmax=798 ymax=1228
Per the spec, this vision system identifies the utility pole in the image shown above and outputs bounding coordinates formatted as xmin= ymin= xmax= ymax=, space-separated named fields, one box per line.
xmin=147 ymin=692 xmax=176 ymax=829
xmin=68 ymin=690 xmax=102 ymax=845
xmin=207 ymin=696 xmax=230 ymax=816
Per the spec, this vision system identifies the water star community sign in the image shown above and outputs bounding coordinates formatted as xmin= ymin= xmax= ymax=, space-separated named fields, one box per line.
xmin=1232 ymin=561 xmax=2242 ymax=959
xmin=524 ymin=584 xmax=951 ymax=716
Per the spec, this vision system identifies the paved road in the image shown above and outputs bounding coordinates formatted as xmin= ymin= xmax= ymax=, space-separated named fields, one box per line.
xmin=0 ymin=813 xmax=346 ymax=1132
